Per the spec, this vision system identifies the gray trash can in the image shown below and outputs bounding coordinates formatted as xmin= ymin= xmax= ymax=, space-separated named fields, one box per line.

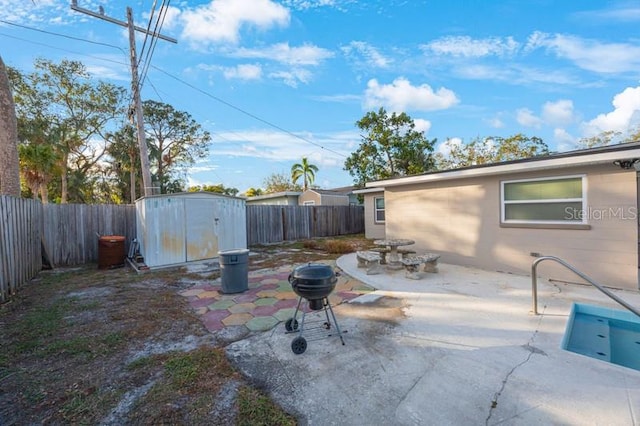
xmin=218 ymin=249 xmax=250 ymax=294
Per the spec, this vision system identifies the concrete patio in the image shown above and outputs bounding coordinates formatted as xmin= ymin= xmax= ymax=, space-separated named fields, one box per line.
xmin=225 ymin=252 xmax=640 ymax=425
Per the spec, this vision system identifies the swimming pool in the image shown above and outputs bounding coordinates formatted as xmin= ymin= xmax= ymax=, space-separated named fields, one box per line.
xmin=562 ymin=303 xmax=640 ymax=371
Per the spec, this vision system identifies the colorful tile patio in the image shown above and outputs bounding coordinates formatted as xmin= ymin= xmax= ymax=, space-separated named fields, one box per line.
xmin=179 ymin=263 xmax=374 ymax=333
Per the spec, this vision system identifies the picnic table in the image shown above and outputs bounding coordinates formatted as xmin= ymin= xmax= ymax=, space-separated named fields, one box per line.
xmin=373 ymin=238 xmax=415 ymax=270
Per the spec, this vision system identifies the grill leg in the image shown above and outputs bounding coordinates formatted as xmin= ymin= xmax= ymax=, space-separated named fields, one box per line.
xmin=324 ymin=298 xmax=345 ymax=346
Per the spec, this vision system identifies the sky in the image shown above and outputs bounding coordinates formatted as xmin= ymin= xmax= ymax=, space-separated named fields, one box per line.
xmin=1 ymin=0 xmax=640 ymax=193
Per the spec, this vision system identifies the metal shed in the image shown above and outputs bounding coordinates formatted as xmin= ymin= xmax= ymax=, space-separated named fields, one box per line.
xmin=135 ymin=192 xmax=247 ymax=268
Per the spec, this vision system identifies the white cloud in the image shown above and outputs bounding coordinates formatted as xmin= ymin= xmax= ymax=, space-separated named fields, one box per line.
xmin=282 ymin=0 xmax=341 ymax=10
xmin=222 ymin=63 xmax=262 ymax=80
xmin=455 ymin=63 xmax=577 ymax=86
xmin=268 ymin=68 xmax=312 ymax=87
xmin=542 ymin=99 xmax=574 ymax=126
xmin=485 ymin=117 xmax=504 ymax=128
xmin=210 ymin=129 xmax=352 ymax=165
xmin=573 ymin=4 xmax=640 ymax=23
xmin=516 ymin=108 xmax=543 ymax=128
xmin=582 ymin=86 xmax=640 ymax=135
xmin=413 ymin=119 xmax=431 ymax=134
xmin=341 ymin=41 xmax=392 ymax=68
xmin=436 ymin=137 xmax=462 ymax=156
xmin=553 ymin=128 xmax=576 ymax=151
xmin=149 ymin=5 xmax=182 ymax=31
xmin=423 ymin=35 xmax=519 ymax=58
xmin=232 ymin=42 xmax=334 ymax=66
xmin=525 ymin=31 xmax=640 ymax=74
xmin=363 ymin=78 xmax=459 ymax=112
xmin=180 ymin=0 xmax=289 ymax=46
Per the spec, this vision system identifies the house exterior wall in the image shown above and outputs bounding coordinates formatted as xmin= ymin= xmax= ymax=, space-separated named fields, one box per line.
xmin=298 ymin=191 xmax=350 ymax=206
xmin=245 ymin=195 xmax=299 ymax=205
xmin=298 ymin=191 xmax=321 ymax=205
xmin=383 ymin=164 xmax=638 ymax=291
xmin=362 ymin=191 xmax=386 ymax=239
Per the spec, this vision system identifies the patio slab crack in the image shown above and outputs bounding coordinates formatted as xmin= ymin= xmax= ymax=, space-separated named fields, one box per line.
xmin=485 ymin=318 xmax=547 ymax=425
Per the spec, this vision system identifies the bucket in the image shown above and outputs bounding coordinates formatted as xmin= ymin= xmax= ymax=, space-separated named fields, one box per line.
xmin=98 ymin=235 xmax=126 ymax=269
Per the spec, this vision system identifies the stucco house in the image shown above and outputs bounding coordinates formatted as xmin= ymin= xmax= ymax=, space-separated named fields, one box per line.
xmin=355 ymin=142 xmax=640 ymax=291
xmin=246 ymin=187 xmax=359 ymax=206
xmin=298 ymin=189 xmax=351 ymax=206
xmin=245 ymin=191 xmax=301 ymax=206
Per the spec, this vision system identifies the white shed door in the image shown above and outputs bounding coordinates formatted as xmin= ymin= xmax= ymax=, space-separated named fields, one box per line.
xmin=185 ymin=199 xmax=219 ymax=262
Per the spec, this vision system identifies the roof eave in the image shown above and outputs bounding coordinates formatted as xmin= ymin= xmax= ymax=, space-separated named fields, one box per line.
xmin=366 ymin=147 xmax=640 ymax=189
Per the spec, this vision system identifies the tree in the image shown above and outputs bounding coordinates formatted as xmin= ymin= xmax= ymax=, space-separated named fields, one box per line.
xmin=344 ymin=107 xmax=436 ymax=187
xmin=245 ymin=187 xmax=263 ymax=197
xmin=435 ymin=133 xmax=549 ymax=170
xmin=18 ymin=142 xmax=60 ymax=203
xmin=10 ymin=58 xmax=126 ymax=203
xmin=0 ymin=55 xmax=20 ymax=196
xmin=263 ymin=172 xmax=302 ymax=193
xmin=577 ymin=130 xmax=623 ymax=149
xmin=188 ymin=184 xmax=239 ymax=196
xmin=291 ymin=157 xmax=318 ymax=191
xmin=143 ymin=100 xmax=211 ymax=194
xmin=105 ymin=124 xmax=140 ymax=203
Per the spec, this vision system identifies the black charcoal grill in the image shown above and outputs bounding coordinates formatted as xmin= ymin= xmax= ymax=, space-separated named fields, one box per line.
xmin=285 ymin=263 xmax=346 ymax=354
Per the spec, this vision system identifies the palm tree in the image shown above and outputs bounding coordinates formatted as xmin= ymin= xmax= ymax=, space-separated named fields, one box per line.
xmin=291 ymin=157 xmax=318 ymax=191
xmin=0 ymin=55 xmax=20 ymax=196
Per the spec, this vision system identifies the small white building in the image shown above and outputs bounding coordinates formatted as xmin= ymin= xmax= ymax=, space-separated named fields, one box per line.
xmin=135 ymin=192 xmax=246 ymax=268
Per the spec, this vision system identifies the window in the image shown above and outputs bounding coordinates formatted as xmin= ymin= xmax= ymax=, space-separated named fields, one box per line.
xmin=501 ymin=175 xmax=586 ymax=225
xmin=374 ymin=197 xmax=385 ymax=223
xmin=303 ymin=200 xmax=315 ymax=206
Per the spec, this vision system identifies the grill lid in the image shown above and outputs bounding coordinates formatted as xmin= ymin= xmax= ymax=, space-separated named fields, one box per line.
xmin=290 ymin=263 xmax=335 ymax=281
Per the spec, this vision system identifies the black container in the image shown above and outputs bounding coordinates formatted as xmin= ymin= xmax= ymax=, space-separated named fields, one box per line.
xmin=289 ymin=263 xmax=337 ymax=310
xmin=218 ymin=249 xmax=250 ymax=294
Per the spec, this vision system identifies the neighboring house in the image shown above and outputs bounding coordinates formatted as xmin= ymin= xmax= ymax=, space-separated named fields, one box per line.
xmin=298 ymin=189 xmax=350 ymax=206
xmin=324 ymin=185 xmax=362 ymax=206
xmin=245 ymin=191 xmax=301 ymax=205
xmin=353 ymin=188 xmax=385 ymax=239
xmin=357 ymin=142 xmax=640 ymax=291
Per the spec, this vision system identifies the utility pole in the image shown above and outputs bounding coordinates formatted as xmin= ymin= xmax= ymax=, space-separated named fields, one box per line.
xmin=70 ymin=1 xmax=177 ymax=197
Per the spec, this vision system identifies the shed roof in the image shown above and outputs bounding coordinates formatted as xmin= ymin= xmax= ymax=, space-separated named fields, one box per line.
xmin=366 ymin=141 xmax=640 ymax=188
xmin=136 ymin=191 xmax=244 ymax=202
xmin=245 ymin=191 xmax=302 ymax=201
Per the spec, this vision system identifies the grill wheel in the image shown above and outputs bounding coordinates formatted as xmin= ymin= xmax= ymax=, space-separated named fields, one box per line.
xmin=285 ymin=318 xmax=299 ymax=332
xmin=291 ymin=336 xmax=307 ymax=354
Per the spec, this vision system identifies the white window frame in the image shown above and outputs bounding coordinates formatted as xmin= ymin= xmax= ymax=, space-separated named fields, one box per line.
xmin=303 ymin=200 xmax=315 ymax=206
xmin=374 ymin=196 xmax=385 ymax=224
xmin=500 ymin=174 xmax=587 ymax=225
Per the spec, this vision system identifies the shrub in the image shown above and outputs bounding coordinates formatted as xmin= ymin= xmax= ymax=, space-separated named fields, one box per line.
xmin=323 ymin=240 xmax=354 ymax=254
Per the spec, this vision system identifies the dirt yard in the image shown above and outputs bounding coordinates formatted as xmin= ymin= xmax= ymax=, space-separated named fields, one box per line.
xmin=0 ymin=235 xmax=374 ymax=425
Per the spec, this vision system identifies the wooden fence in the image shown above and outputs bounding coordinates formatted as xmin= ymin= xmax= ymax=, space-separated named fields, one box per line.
xmin=246 ymin=205 xmax=364 ymax=245
xmin=0 ymin=201 xmax=364 ymax=300
xmin=0 ymin=196 xmax=42 ymax=303
xmin=41 ymin=203 xmax=136 ymax=267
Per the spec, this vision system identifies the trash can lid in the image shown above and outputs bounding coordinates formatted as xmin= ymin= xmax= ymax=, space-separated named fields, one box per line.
xmin=100 ymin=235 xmax=125 ymax=242
xmin=218 ymin=249 xmax=249 ymax=256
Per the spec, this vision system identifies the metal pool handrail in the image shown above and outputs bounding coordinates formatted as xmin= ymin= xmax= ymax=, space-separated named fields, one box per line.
xmin=531 ymin=255 xmax=640 ymax=318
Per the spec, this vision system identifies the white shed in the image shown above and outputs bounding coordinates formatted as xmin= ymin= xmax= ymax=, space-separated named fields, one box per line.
xmin=135 ymin=192 xmax=247 ymax=268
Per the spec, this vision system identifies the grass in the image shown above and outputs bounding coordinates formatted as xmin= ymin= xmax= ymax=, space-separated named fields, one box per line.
xmin=237 ymin=386 xmax=297 ymax=426
xmin=0 ymin=233 xmax=371 ymax=424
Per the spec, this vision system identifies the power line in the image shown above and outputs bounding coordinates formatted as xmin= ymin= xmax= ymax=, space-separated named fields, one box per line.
xmin=150 ymin=65 xmax=348 ymax=159
xmin=137 ymin=0 xmax=158 ymax=65
xmin=1 ymin=15 xmax=347 ymax=159
xmin=139 ymin=0 xmax=170 ymax=92
xmin=0 ymin=32 xmax=128 ymax=66
xmin=0 ymin=18 xmax=126 ymax=54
